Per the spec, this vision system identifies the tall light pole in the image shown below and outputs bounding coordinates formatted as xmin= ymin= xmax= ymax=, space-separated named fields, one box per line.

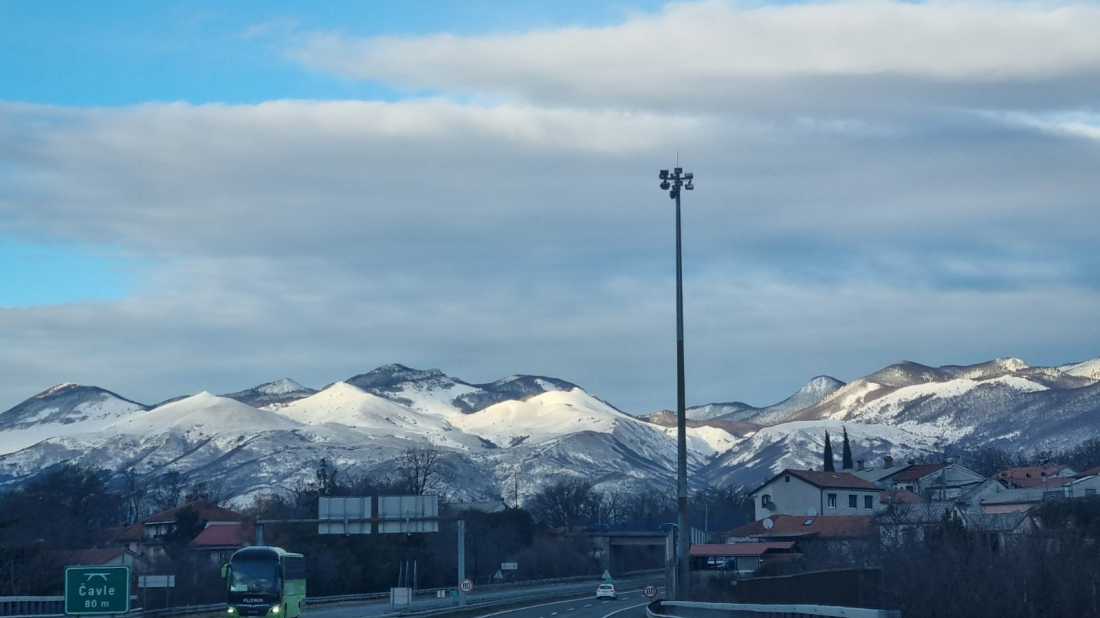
xmin=659 ymin=166 xmax=693 ymax=600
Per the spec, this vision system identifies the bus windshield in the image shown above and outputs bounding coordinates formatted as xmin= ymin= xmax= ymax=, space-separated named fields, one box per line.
xmin=229 ymin=560 xmax=279 ymax=595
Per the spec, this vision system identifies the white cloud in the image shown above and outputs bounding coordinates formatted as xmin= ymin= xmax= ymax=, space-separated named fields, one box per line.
xmin=289 ymin=0 xmax=1100 ymax=113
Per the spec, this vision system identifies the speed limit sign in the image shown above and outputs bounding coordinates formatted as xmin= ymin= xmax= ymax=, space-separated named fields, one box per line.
xmin=459 ymin=579 xmax=474 ymax=593
xmin=643 ymin=584 xmax=658 ymax=598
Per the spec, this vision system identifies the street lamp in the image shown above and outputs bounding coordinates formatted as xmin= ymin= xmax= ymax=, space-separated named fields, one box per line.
xmin=658 ymin=166 xmax=693 ymax=601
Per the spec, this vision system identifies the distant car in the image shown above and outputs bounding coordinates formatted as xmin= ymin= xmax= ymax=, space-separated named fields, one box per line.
xmin=596 ymin=583 xmax=617 ymax=600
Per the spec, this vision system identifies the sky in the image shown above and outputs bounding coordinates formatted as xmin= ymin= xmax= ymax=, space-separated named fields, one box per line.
xmin=1 ymin=0 xmax=1099 ymax=415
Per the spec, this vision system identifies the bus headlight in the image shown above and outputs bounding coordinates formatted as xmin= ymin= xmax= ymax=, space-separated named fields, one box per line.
xmin=227 ymin=609 xmax=236 ymax=615
xmin=271 ymin=606 xmax=280 ymax=615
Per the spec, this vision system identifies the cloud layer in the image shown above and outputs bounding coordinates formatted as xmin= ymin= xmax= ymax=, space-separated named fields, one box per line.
xmin=2 ymin=0 xmax=1099 ymax=414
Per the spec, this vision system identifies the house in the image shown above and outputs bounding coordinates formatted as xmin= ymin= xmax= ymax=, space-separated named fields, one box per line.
xmin=953 ymin=478 xmax=1011 ymax=512
xmin=960 ymin=511 xmax=1037 ymax=551
xmin=979 ymin=486 xmax=1063 ymax=513
xmin=994 ymin=465 xmax=1077 ymax=488
xmin=751 ymin=470 xmax=882 ymax=520
xmin=879 ymin=462 xmax=986 ymax=501
xmin=115 ymin=498 xmax=248 ymax=561
xmin=875 ymin=502 xmax=961 ymax=545
xmin=1063 ymin=475 xmax=1100 ymax=498
xmin=689 ymin=542 xmax=797 ymax=574
xmin=723 ymin=514 xmax=874 ymax=543
xmin=59 ymin=547 xmax=146 ymax=569
xmin=189 ymin=521 xmax=254 ymax=565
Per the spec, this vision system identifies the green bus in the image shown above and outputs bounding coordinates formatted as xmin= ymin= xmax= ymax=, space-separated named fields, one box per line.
xmin=223 ymin=547 xmax=306 ymax=618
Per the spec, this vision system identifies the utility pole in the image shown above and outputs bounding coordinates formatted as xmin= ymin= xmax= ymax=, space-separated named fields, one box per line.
xmin=658 ymin=166 xmax=694 ymax=600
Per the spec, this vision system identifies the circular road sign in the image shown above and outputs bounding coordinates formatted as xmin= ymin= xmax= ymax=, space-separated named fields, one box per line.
xmin=459 ymin=579 xmax=474 ymax=593
xmin=643 ymin=584 xmax=658 ymax=599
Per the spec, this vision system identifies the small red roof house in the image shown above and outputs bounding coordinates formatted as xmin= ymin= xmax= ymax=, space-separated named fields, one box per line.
xmin=994 ymin=465 xmax=1077 ymax=488
xmin=689 ymin=542 xmax=797 ymax=574
xmin=59 ymin=547 xmax=146 ymax=569
xmin=1076 ymin=465 xmax=1100 ymax=479
xmin=115 ymin=498 xmax=249 ymax=561
xmin=722 ymin=514 xmax=874 ymax=542
xmin=750 ymin=470 xmax=882 ymax=520
xmin=189 ymin=521 xmax=255 ymax=565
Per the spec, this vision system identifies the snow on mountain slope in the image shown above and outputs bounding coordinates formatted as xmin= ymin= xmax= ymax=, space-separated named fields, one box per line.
xmin=739 ymin=376 xmax=846 ymax=425
xmin=687 ymin=402 xmax=757 ymax=421
xmin=274 ymin=382 xmax=477 ymax=449
xmin=223 ymin=378 xmax=317 ymax=409
xmin=1059 ymin=357 xmax=1100 ymax=381
xmin=451 ymin=388 xmax=628 ymax=446
xmin=704 ymin=420 xmax=941 ymax=488
xmin=0 ymin=384 xmax=148 ymax=455
xmin=345 ymin=364 xmax=482 ymax=417
xmin=104 ymin=392 xmax=301 ymax=436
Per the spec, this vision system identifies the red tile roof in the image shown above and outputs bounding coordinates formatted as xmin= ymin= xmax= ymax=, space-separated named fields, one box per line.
xmin=690 ymin=542 xmax=795 ymax=557
xmin=995 ymin=465 xmax=1071 ymax=487
xmin=723 ymin=515 xmax=874 ymax=540
xmin=115 ymin=499 xmax=247 ymax=542
xmin=768 ymin=470 xmax=881 ymax=491
xmin=885 ymin=463 xmax=948 ymax=483
xmin=190 ymin=522 xmax=252 ymax=548
xmin=1077 ymin=466 xmax=1100 ymax=478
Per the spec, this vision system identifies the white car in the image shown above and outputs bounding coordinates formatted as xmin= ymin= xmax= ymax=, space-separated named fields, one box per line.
xmin=596 ymin=583 xmax=617 ymax=600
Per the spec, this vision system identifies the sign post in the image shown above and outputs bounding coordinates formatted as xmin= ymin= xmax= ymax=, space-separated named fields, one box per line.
xmin=65 ymin=566 xmax=130 ymax=615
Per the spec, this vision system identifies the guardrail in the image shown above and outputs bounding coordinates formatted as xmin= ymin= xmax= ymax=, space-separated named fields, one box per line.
xmin=647 ymin=599 xmax=901 ymax=618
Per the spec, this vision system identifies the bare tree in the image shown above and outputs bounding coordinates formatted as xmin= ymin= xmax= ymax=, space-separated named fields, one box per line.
xmin=396 ymin=444 xmax=444 ymax=495
xmin=528 ymin=477 xmax=603 ymax=529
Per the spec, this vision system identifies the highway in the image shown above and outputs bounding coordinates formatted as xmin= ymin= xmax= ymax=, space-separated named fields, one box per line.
xmin=307 ymin=579 xmax=662 ymax=618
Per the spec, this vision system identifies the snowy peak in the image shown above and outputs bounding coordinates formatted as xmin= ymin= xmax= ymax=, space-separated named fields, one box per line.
xmin=734 ymin=376 xmax=846 ymax=426
xmin=687 ymin=401 xmax=757 ymax=421
xmin=450 ymin=387 xmax=626 ymax=446
xmin=346 ymin=364 xmax=458 ymax=391
xmin=0 ymin=384 xmax=147 ymax=431
xmin=1058 ymin=357 xmax=1100 ymax=381
xmin=222 ymin=378 xmax=317 ymax=408
xmin=277 ymin=382 xmax=452 ymax=434
xmin=106 ymin=392 xmax=300 ymax=436
xmin=456 ymin=374 xmax=580 ymax=413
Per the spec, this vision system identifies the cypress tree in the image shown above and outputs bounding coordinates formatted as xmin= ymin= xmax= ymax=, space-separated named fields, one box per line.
xmin=842 ymin=426 xmax=854 ymax=470
xmin=823 ymin=431 xmax=835 ymax=472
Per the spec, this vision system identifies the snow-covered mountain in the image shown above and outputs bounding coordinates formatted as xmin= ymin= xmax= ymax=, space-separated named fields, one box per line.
xmin=0 ymin=357 xmax=1098 ymax=505
xmin=343 ymin=364 xmax=579 ymax=416
xmin=0 ymin=384 xmax=147 ymax=456
xmin=222 ymin=378 xmax=317 ymax=409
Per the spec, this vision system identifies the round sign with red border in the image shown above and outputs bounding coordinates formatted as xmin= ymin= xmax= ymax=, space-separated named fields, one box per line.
xmin=459 ymin=579 xmax=474 ymax=593
xmin=643 ymin=584 xmax=658 ymax=599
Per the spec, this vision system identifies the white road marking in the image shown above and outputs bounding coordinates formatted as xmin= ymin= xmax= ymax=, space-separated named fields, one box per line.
xmin=599 ymin=601 xmax=650 ymax=618
xmin=584 ymin=604 xmax=592 ymax=608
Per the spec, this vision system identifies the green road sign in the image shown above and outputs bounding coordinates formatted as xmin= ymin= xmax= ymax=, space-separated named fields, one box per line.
xmin=65 ymin=566 xmax=130 ymax=615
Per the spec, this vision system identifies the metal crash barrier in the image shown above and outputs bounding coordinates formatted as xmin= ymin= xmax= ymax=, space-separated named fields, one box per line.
xmin=647 ymin=599 xmax=902 ymax=618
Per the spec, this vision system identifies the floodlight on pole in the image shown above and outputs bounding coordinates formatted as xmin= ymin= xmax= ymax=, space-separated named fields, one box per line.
xmin=657 ymin=164 xmax=694 ymax=601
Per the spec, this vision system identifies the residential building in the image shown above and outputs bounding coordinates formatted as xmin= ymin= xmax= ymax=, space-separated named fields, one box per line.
xmin=994 ymin=465 xmax=1077 ymax=489
xmin=115 ymin=498 xmax=248 ymax=561
xmin=750 ymin=470 xmax=882 ymax=520
xmin=59 ymin=547 xmax=146 ymax=569
xmin=723 ymin=514 xmax=874 ymax=543
xmin=879 ymin=462 xmax=986 ymax=501
xmin=689 ymin=542 xmax=797 ymax=574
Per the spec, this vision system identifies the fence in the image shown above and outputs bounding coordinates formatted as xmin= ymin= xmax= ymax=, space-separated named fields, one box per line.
xmin=648 ymin=599 xmax=901 ymax=618
xmin=721 ymin=568 xmax=885 ymax=609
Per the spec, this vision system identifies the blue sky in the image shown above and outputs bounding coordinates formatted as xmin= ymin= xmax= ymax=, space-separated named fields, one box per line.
xmin=1 ymin=0 xmax=1099 ymax=413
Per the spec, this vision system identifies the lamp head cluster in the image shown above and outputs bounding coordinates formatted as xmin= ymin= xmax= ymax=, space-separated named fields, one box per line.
xmin=659 ymin=167 xmax=694 ymax=198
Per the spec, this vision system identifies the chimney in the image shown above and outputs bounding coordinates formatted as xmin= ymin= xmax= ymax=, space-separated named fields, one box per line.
xmin=884 ymin=456 xmax=894 ymax=469
xmin=857 ymin=459 xmax=865 ymax=471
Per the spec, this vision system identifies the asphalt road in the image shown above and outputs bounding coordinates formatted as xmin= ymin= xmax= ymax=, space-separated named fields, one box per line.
xmin=464 ymin=589 xmax=660 ymax=618
xmin=307 ymin=580 xmax=663 ymax=618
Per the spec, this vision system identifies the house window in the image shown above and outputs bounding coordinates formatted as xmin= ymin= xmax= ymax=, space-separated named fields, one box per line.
xmin=761 ymin=494 xmax=772 ymax=509
xmin=828 ymin=493 xmax=837 ymax=508
xmin=864 ymin=495 xmax=873 ymax=509
xmin=848 ymin=495 xmax=858 ymax=508
xmin=1087 ymin=489 xmax=1096 ymax=496
xmin=785 ymin=475 xmax=791 ymax=483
